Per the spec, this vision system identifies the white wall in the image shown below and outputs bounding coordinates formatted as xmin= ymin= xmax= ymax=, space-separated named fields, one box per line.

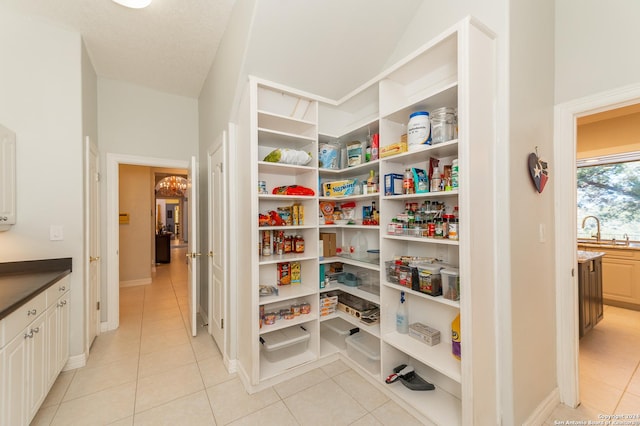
xmin=0 ymin=8 xmax=86 ymax=356
xmin=198 ymin=0 xmax=257 ymax=357
xmin=555 ymin=0 xmax=640 ymax=104
xmin=98 ymin=78 xmax=199 ymax=321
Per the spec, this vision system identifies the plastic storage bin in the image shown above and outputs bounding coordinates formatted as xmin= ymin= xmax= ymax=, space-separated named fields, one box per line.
xmin=441 ymin=267 xmax=460 ymax=301
xmin=261 ymin=326 xmax=310 ymax=363
xmin=345 ymin=332 xmax=381 ymax=375
xmin=321 ymin=317 xmax=359 ymax=350
xmin=416 ymin=264 xmax=443 ymax=296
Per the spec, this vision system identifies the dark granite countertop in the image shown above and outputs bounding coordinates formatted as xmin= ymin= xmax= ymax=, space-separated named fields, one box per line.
xmin=0 ymin=258 xmax=72 ymax=320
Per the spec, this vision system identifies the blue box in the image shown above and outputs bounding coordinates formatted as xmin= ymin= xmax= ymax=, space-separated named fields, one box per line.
xmin=384 ymin=173 xmax=403 ymax=196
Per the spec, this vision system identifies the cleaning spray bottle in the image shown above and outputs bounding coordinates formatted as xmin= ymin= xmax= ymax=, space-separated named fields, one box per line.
xmin=396 ymin=291 xmax=409 ymax=334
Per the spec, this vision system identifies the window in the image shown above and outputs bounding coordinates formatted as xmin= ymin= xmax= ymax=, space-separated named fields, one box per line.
xmin=577 ymin=153 xmax=640 ymax=242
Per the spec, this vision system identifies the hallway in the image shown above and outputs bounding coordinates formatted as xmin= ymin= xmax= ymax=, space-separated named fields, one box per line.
xmin=31 ymin=247 xmax=423 ymax=425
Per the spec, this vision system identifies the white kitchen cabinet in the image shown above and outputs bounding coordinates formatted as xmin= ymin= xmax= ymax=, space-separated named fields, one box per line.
xmin=235 ymin=18 xmax=496 ymax=424
xmin=0 ymin=275 xmax=71 ymax=426
xmin=0 ymin=123 xmax=16 ymax=231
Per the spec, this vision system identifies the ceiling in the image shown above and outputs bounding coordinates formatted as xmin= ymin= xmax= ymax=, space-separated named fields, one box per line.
xmin=1 ymin=0 xmax=234 ymax=98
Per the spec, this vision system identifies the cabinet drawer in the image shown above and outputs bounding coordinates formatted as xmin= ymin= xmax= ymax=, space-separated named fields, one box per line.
xmin=45 ymin=276 xmax=70 ymax=307
xmin=0 ymin=291 xmax=46 ymax=348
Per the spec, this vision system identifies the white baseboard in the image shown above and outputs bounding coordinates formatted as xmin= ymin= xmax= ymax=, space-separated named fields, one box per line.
xmin=224 ymin=356 xmax=237 ymax=373
xmin=523 ymin=387 xmax=560 ymax=426
xmin=119 ymin=278 xmax=152 ymax=288
xmin=63 ymin=353 xmax=87 ymax=371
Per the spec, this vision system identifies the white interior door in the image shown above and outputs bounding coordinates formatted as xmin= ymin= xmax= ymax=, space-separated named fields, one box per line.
xmin=208 ymin=133 xmax=227 ymax=351
xmin=187 ymin=156 xmax=199 ymax=336
xmin=86 ymin=137 xmax=100 ymax=348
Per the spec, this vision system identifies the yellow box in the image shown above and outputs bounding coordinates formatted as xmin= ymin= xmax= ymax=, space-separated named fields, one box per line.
xmin=291 ymin=261 xmax=301 ymax=285
xmin=380 ymin=141 xmax=408 ymax=158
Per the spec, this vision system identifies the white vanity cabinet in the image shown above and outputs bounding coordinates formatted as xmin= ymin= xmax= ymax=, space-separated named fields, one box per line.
xmin=0 ymin=123 xmax=16 ymax=231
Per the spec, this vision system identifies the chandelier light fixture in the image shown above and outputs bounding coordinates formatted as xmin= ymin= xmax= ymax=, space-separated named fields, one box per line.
xmin=112 ymin=0 xmax=153 ymax=9
xmin=155 ymin=176 xmax=188 ymax=198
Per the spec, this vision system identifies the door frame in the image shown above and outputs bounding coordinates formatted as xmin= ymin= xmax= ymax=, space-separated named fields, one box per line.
xmin=84 ymin=136 xmax=100 ymax=352
xmin=105 ymin=153 xmax=189 ymax=331
xmin=554 ymin=82 xmax=640 ymax=407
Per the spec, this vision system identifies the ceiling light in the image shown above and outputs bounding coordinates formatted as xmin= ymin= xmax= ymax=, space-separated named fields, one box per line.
xmin=112 ymin=0 xmax=152 ymax=9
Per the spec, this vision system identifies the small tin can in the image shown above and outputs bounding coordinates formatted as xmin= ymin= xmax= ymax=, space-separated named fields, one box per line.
xmin=258 ymin=180 xmax=268 ymax=194
xmin=279 ymin=308 xmax=293 ymax=320
xmin=300 ymin=302 xmax=311 ymax=314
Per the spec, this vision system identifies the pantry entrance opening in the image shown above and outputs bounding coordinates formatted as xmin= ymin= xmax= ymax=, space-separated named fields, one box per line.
xmin=554 ymin=83 xmax=640 ymax=409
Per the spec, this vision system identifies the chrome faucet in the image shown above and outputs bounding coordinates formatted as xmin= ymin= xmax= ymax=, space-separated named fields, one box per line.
xmin=581 ymin=216 xmax=601 ymax=242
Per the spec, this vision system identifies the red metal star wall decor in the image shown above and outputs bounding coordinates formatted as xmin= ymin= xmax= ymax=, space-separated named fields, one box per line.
xmin=528 ymin=147 xmax=549 ymax=193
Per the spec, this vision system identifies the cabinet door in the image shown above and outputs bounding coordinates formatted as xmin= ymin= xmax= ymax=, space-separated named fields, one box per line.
xmin=602 ymin=258 xmax=635 ymax=302
xmin=57 ymin=297 xmax=70 ymax=371
xmin=591 ymin=258 xmax=603 ymax=326
xmin=27 ymin=314 xmax=47 ymax=421
xmin=46 ymin=303 xmax=59 ymax=388
xmin=578 ymin=263 xmax=592 ymax=337
xmin=1 ymin=331 xmax=28 ymax=426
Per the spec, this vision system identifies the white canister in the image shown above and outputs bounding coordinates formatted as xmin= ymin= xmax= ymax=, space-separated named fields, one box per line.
xmin=407 ymin=111 xmax=431 ymax=149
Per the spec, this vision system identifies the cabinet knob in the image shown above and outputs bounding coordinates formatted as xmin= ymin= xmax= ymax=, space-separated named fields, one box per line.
xmin=59 ymin=286 xmax=66 ymax=292
xmin=24 ymin=331 xmax=33 ymax=339
xmin=32 ymin=327 xmax=40 ymax=334
xmin=0 ymin=217 xmax=6 ymax=221
xmin=27 ymin=309 xmax=37 ymax=316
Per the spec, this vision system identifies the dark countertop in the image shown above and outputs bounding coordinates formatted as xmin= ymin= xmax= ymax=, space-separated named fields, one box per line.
xmin=0 ymin=258 xmax=72 ymax=320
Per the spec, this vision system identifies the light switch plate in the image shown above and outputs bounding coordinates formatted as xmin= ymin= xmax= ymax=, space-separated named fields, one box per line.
xmin=50 ymin=225 xmax=64 ymax=241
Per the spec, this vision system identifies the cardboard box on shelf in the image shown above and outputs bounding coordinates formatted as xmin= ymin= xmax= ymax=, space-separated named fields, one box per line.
xmin=319 ymin=232 xmax=337 ymax=257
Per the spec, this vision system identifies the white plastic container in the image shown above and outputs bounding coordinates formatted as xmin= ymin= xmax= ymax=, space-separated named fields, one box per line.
xmin=345 ymin=332 xmax=381 ymax=375
xmin=407 ymin=111 xmax=430 ymax=149
xmin=261 ymin=326 xmax=310 ymax=363
xmin=321 ymin=317 xmax=357 ymax=350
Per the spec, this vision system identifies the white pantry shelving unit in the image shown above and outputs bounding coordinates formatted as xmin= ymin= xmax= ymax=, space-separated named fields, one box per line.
xmin=235 ymin=18 xmax=497 ymax=425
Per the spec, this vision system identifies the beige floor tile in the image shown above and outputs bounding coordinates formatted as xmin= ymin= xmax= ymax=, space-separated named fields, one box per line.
xmin=141 ymin=306 xmax=183 ymax=323
xmin=41 ymin=370 xmax=75 ymax=407
xmin=274 ymin=368 xmax=330 ymax=399
xmin=85 ymin=344 xmax=140 ymax=370
xmin=283 ymin=379 xmax=367 ymax=425
xmin=226 ymin=401 xmax=297 ymax=426
xmin=133 ymin=390 xmax=215 ymax=425
xmin=30 ymin=404 xmax=58 ymax=426
xmin=615 ymin=391 xmax=640 ymax=415
xmin=140 ymin=326 xmax=190 ymax=354
xmin=190 ymin=332 xmax=222 ymax=361
xmin=138 ymin=343 xmax=196 ymax=379
xmin=206 ymin=378 xmax=280 ymax=425
xmin=64 ymin=357 xmax=139 ymax=401
xmin=349 ymin=413 xmax=383 ymax=426
xmin=370 ymin=400 xmax=428 ymax=426
xmin=579 ymin=372 xmax=624 ymax=414
xmin=141 ymin=315 xmax=188 ymax=339
xmin=135 ymin=362 xmax=204 ymax=413
xmin=627 ymin=366 xmax=640 ymax=397
xmin=545 ymin=402 xmax=601 ymax=423
xmin=320 ymin=359 xmax=351 ymax=377
xmin=332 ymin=369 xmax=389 ymax=412
xmin=108 ymin=417 xmax=134 ymax=426
xmin=197 ymin=356 xmax=236 ymax=388
xmin=580 ymin=353 xmax=637 ymax=390
xmin=51 ymin=381 xmax=136 ymax=426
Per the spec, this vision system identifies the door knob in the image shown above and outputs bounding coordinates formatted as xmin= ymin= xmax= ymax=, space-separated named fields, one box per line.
xmin=208 ymin=251 xmax=214 ymax=257
xmin=90 ymin=256 xmax=100 ymax=262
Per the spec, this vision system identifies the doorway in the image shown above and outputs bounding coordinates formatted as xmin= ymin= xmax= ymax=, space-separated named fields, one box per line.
xmin=555 ymin=83 xmax=640 ymax=408
xmin=105 ymin=154 xmax=190 ymax=331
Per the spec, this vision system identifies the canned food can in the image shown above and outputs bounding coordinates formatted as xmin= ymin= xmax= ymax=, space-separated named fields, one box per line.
xmin=258 ymin=180 xmax=267 ymax=194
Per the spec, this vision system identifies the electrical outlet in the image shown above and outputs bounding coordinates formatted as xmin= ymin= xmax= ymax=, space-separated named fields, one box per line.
xmin=50 ymin=225 xmax=64 ymax=241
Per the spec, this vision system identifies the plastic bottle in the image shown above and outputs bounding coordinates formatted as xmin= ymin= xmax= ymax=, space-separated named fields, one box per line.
xmin=396 ymin=291 xmax=409 ymax=334
xmin=403 ymin=168 xmax=415 ymax=194
xmin=452 ymin=313 xmax=461 ymax=360
xmin=431 ymin=167 xmax=441 ymax=192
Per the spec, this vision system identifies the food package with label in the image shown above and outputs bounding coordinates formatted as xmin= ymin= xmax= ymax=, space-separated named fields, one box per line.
xmin=323 ymin=179 xmax=357 ymax=197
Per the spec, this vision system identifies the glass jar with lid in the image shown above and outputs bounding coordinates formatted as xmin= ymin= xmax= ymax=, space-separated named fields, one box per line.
xmin=430 ymin=107 xmax=456 ymax=144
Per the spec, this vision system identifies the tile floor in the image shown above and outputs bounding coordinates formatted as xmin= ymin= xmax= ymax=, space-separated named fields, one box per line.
xmin=30 ymin=246 xmax=424 ymax=426
xmin=544 ymin=304 xmax=640 ymax=424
